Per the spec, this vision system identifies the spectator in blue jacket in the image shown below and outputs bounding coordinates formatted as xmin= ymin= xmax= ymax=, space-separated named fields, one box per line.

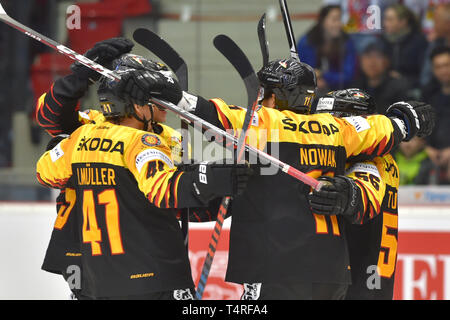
xmin=297 ymin=4 xmax=358 ymax=94
xmin=380 ymin=3 xmax=428 ymax=89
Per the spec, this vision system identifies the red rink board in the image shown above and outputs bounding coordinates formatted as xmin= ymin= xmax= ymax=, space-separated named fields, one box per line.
xmin=189 ymin=208 xmax=450 ymax=300
xmin=394 ymin=232 xmax=450 ymax=300
xmin=188 ymin=224 xmax=243 ymax=300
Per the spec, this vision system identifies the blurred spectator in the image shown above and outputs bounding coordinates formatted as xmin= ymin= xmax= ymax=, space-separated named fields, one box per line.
xmin=352 ymin=42 xmax=411 ymax=113
xmin=297 ymin=5 xmax=357 ymax=94
xmin=0 ymin=0 xmax=56 ymax=167
xmin=380 ymin=3 xmax=428 ymax=88
xmin=424 ymin=46 xmax=450 ymax=184
xmin=395 ymin=137 xmax=435 ymax=185
xmin=421 ymin=3 xmax=450 ymax=87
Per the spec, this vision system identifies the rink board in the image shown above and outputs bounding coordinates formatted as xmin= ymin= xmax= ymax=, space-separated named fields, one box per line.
xmin=0 ymin=202 xmax=449 ymax=300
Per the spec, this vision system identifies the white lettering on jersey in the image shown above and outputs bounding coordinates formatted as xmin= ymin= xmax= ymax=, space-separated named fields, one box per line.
xmin=251 ymin=113 xmax=259 ymax=127
xmin=50 ymin=142 xmax=64 ymax=162
xmin=346 ymin=162 xmax=381 ymax=179
xmin=316 ymin=97 xmax=335 ymax=111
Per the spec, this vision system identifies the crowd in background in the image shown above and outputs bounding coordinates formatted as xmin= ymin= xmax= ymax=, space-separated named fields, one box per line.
xmin=0 ymin=0 xmax=448 ymax=187
xmin=301 ymin=1 xmax=450 ymax=185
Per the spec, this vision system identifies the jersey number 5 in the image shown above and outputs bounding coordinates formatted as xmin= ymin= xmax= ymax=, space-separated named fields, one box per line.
xmin=378 ymin=188 xmax=398 ymax=278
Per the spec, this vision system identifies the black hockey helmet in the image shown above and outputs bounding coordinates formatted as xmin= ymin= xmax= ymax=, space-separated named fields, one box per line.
xmin=97 ymin=53 xmax=171 ymax=119
xmin=315 ymin=88 xmax=376 ymax=116
xmin=257 ymin=58 xmax=317 ymax=113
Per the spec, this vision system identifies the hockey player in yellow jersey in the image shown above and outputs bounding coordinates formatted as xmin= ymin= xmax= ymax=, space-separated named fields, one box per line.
xmin=309 ymin=89 xmax=402 ymax=299
xmin=35 ymin=38 xmax=195 ymax=298
xmin=36 ymin=53 xmax=254 ymax=299
xmin=131 ymin=57 xmax=434 ymax=299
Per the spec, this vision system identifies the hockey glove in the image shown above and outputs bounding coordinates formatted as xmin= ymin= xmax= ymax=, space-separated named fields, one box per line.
xmin=113 ymin=69 xmax=182 ymax=106
xmin=308 ymin=176 xmax=361 ymax=220
xmin=386 ymin=101 xmax=435 ymax=141
xmin=71 ymin=37 xmax=134 ymax=82
xmin=192 ymin=161 xmax=254 ymax=204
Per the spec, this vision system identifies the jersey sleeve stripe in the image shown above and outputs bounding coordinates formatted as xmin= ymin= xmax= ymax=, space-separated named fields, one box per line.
xmin=213 ymin=101 xmax=233 ymax=131
xmin=172 ymin=172 xmax=183 ymax=208
xmin=50 ymin=83 xmax=63 ymax=107
xmin=354 ymin=179 xmax=368 ymax=225
xmin=44 ymin=102 xmax=61 ymax=116
xmin=147 ymin=172 xmax=168 ymax=206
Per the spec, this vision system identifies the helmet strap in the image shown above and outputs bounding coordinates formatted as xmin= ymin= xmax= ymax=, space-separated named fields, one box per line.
xmin=131 ymin=105 xmax=153 ymax=132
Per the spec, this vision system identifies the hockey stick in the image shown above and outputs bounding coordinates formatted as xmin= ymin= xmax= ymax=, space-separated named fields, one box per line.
xmin=258 ymin=13 xmax=270 ymax=67
xmin=0 ymin=3 xmax=320 ymax=191
xmin=279 ymin=0 xmax=300 ymax=62
xmin=132 ymin=28 xmax=190 ymax=248
xmin=133 ymin=28 xmax=188 ymax=92
xmin=195 ymin=34 xmax=260 ymax=300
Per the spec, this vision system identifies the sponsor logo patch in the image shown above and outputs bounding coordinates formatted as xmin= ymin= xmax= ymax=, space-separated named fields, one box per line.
xmin=141 ymin=134 xmax=161 ymax=147
xmin=344 ymin=116 xmax=371 ymax=133
xmin=346 ymin=162 xmax=381 ymax=178
xmin=50 ymin=142 xmax=64 ymax=162
xmin=316 ymin=97 xmax=335 ymax=111
xmin=135 ymin=149 xmax=174 ymax=173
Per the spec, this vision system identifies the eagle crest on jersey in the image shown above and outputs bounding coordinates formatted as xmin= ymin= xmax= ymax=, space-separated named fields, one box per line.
xmin=142 ymin=134 xmax=161 ymax=147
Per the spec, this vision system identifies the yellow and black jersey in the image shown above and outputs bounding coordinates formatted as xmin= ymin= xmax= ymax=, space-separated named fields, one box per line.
xmin=37 ymin=76 xmax=196 ymax=283
xmin=36 ymin=120 xmax=205 ymax=298
xmin=191 ymin=96 xmax=403 ymax=285
xmin=344 ymin=154 xmax=399 ymax=300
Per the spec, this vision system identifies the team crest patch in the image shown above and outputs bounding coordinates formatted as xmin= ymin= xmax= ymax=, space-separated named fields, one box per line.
xmin=142 ymin=134 xmax=161 ymax=147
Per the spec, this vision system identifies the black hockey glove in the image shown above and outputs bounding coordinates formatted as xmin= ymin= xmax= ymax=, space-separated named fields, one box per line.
xmin=113 ymin=69 xmax=182 ymax=106
xmin=386 ymin=101 xmax=435 ymax=141
xmin=46 ymin=134 xmax=69 ymax=151
xmin=308 ymin=176 xmax=361 ymax=220
xmin=192 ymin=161 xmax=254 ymax=204
xmin=71 ymin=37 xmax=134 ymax=82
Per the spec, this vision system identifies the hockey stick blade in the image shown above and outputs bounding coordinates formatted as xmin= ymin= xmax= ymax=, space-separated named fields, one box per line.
xmin=196 ymin=35 xmax=261 ymax=300
xmin=132 ymin=27 xmax=190 ymax=249
xmin=279 ymin=0 xmax=300 ymax=62
xmin=258 ymin=14 xmax=269 ymax=67
xmin=213 ymin=35 xmax=259 ymax=111
xmin=133 ymin=28 xmax=188 ymax=91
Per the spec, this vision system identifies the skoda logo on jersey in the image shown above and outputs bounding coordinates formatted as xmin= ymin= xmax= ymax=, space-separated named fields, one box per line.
xmin=142 ymin=134 xmax=161 ymax=147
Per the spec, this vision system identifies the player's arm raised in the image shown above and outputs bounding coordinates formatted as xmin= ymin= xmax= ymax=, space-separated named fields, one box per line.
xmin=339 ymin=100 xmax=435 ymax=162
xmin=35 ymin=38 xmax=134 ymax=136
